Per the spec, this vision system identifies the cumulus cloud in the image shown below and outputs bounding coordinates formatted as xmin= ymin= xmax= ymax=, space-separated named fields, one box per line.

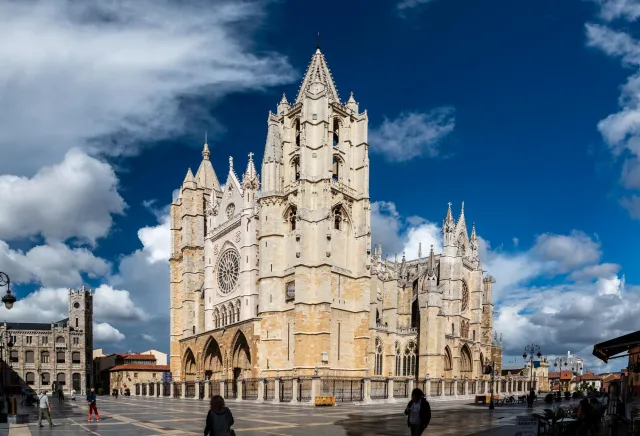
xmin=0 ymin=149 xmax=125 ymax=244
xmin=0 ymin=0 xmax=295 ymax=175
xmin=586 ymin=6 xmax=640 ymax=218
xmin=532 ymin=231 xmax=601 ymax=272
xmin=0 ymin=240 xmax=110 ymax=288
xmin=569 ymin=263 xmax=621 ymax=281
xmin=94 ymin=323 xmax=125 ymax=343
xmin=369 ymin=108 xmax=455 ymax=162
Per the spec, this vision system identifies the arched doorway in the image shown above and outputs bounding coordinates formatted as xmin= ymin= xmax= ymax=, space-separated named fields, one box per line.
xmin=231 ymin=331 xmax=251 ymax=396
xmin=203 ymin=337 xmax=223 ymax=381
xmin=183 ymin=348 xmax=197 ymax=381
xmin=460 ymin=344 xmax=473 ymax=373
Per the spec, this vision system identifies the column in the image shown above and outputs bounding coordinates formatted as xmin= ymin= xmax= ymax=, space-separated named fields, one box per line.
xmin=408 ymin=378 xmax=415 ymax=395
xmin=195 ymin=381 xmax=201 ymax=400
xmin=181 ymin=381 xmax=186 ymax=399
xmin=439 ymin=380 xmax=444 ymax=396
xmin=170 ymin=382 xmax=174 ymax=398
xmin=291 ymin=379 xmax=299 ymax=404
xmin=219 ymin=380 xmax=225 ymax=398
xmin=236 ymin=378 xmax=243 ymax=401
xmin=204 ymin=381 xmax=210 ymax=399
xmin=310 ymin=376 xmax=320 ymax=402
xmin=453 ymin=380 xmax=458 ymax=398
xmin=423 ymin=379 xmax=430 ymax=398
xmin=464 ymin=380 xmax=468 ymax=396
xmin=273 ymin=378 xmax=281 ymax=403
xmin=257 ymin=378 xmax=264 ymax=403
xmin=388 ymin=378 xmax=395 ymax=400
xmin=147 ymin=382 xmax=151 ymax=397
xmin=363 ymin=378 xmax=371 ymax=404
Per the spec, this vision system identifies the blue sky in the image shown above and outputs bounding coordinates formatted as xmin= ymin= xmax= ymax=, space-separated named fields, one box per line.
xmin=0 ymin=0 xmax=639 ymax=372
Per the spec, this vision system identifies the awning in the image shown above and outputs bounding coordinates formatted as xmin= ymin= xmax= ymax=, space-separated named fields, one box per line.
xmin=593 ymin=330 xmax=640 ymax=363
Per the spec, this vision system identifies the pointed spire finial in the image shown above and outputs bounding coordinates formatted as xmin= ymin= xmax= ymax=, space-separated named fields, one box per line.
xmin=280 ymin=93 xmax=288 ymax=104
xmin=348 ymin=91 xmax=356 ymax=103
xmin=229 ymin=156 xmax=234 ymax=171
xmin=202 ymin=142 xmax=210 ymax=161
xmin=427 ymin=244 xmax=437 ymax=276
xmin=316 ymin=32 xmax=321 ymax=52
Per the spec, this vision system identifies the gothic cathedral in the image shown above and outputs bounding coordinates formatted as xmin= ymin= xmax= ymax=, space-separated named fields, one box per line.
xmin=169 ymin=48 xmax=501 ymax=384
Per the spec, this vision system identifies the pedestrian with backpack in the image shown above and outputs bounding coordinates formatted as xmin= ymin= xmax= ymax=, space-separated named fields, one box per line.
xmin=37 ymin=390 xmax=54 ymax=428
xmin=204 ymin=395 xmax=235 ymax=436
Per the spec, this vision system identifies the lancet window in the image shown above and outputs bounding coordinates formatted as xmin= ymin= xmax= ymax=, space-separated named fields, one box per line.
xmin=332 ymin=118 xmax=340 ymax=146
xmin=460 ymin=345 xmax=472 ymax=372
xmin=395 ymin=342 xmax=402 ymax=376
xmin=288 ymin=206 xmax=297 ymax=231
xmin=292 ymin=157 xmax=300 ymax=181
xmin=333 ymin=207 xmax=343 ymax=231
xmin=402 ymin=341 xmax=417 ymax=377
xmin=295 ymin=118 xmax=301 ymax=147
xmin=332 ymin=156 xmax=341 ymax=182
xmin=374 ymin=337 xmax=383 ymax=376
xmin=444 ymin=346 xmax=453 ymax=371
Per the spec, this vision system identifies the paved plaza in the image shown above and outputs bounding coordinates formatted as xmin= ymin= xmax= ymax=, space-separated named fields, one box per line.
xmin=0 ymin=395 xmax=552 ymax=436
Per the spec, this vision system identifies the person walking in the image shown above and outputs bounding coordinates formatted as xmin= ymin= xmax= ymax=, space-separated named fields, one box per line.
xmin=204 ymin=395 xmax=235 ymax=436
xmin=87 ymin=388 xmax=100 ymax=422
xmin=405 ymin=388 xmax=431 ymax=436
xmin=114 ymin=388 xmax=119 ymax=400
xmin=37 ymin=390 xmax=54 ymax=428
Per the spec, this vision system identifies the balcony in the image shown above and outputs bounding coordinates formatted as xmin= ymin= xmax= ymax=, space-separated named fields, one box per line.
xmin=398 ymin=328 xmax=418 ymax=334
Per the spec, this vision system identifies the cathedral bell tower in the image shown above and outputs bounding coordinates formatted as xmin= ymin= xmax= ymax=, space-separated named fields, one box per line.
xmin=257 ymin=46 xmax=372 ymax=376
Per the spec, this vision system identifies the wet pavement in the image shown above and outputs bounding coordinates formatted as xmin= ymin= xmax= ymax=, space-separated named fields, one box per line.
xmin=0 ymin=395 xmax=572 ymax=435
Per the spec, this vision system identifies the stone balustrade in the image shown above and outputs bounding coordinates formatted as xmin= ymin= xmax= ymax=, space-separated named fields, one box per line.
xmin=128 ymin=376 xmax=534 ymax=405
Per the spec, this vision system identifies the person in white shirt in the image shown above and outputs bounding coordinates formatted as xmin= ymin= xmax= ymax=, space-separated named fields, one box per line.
xmin=37 ymin=390 xmax=54 ymax=428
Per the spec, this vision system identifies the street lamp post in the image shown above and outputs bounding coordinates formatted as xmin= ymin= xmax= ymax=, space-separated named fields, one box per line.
xmin=0 ymin=272 xmax=16 ymax=310
xmin=484 ymin=361 xmax=497 ymax=410
xmin=523 ymin=344 xmax=542 ymax=393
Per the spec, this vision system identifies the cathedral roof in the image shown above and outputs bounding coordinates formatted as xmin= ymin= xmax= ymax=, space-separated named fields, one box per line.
xmin=295 ymin=47 xmax=340 ymax=104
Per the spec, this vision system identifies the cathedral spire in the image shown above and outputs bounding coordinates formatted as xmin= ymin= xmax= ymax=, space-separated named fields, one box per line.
xmin=182 ymin=168 xmax=196 ymax=189
xmin=470 ymin=223 xmax=479 ymax=261
xmin=295 ymin=47 xmax=340 ymax=104
xmin=427 ymin=245 xmax=437 ymax=277
xmin=242 ymin=152 xmax=259 ymax=192
xmin=195 ymin=139 xmax=221 ymax=191
xmin=456 ymin=201 xmax=467 ymax=236
xmin=442 ymin=202 xmax=455 ymax=234
xmin=399 ymin=252 xmax=407 ymax=279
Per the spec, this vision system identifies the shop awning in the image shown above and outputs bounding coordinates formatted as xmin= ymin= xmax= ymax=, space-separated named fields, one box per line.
xmin=593 ymin=330 xmax=640 ymax=363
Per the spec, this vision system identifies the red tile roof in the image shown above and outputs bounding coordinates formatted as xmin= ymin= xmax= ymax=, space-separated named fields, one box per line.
xmin=576 ymin=372 xmax=601 ymax=381
xmin=560 ymin=371 xmax=573 ymax=381
xmin=549 ymin=372 xmax=560 ymax=379
xmin=119 ymin=354 xmax=156 ymax=361
xmin=110 ymin=364 xmax=169 ymax=372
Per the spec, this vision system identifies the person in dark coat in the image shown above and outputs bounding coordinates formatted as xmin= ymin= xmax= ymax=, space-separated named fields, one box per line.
xmin=405 ymin=388 xmax=431 ymax=436
xmin=204 ymin=395 xmax=234 ymax=436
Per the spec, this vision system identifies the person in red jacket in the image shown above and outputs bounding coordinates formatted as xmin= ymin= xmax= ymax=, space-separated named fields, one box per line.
xmin=405 ymin=388 xmax=431 ymax=435
xmin=87 ymin=388 xmax=100 ymax=422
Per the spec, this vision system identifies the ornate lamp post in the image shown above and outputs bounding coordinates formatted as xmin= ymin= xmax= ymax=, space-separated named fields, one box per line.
xmin=484 ymin=361 xmax=497 ymax=410
xmin=0 ymin=273 xmax=16 ymax=310
xmin=523 ymin=344 xmax=542 ymax=391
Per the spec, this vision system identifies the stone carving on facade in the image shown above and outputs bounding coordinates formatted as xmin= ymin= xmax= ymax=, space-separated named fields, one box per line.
xmin=235 ymin=231 xmax=241 ymax=243
xmin=226 ymin=203 xmax=235 ymax=219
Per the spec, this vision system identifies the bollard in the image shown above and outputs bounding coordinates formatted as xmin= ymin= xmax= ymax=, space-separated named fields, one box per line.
xmin=10 ymin=397 xmax=16 ymax=415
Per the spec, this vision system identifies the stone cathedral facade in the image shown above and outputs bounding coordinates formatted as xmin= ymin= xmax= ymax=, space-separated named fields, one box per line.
xmin=169 ymin=48 xmax=500 ymax=386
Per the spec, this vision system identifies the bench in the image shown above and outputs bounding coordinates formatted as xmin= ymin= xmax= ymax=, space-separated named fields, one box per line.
xmin=314 ymin=396 xmax=336 ymax=407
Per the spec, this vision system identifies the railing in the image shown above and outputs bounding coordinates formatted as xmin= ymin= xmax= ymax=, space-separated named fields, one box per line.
xmin=135 ymin=383 xmax=140 ymax=396
xmin=321 ymin=378 xmax=363 ymax=403
xmin=141 ymin=384 xmax=147 ymax=396
xmin=370 ymin=379 xmax=388 ymax=400
xmin=394 ymin=379 xmax=409 ymax=398
xmin=173 ymin=382 xmax=181 ymax=398
xmin=242 ymin=379 xmax=259 ymax=400
xmin=209 ymin=380 xmax=220 ymax=398
xmin=149 ymin=383 xmax=155 ymax=396
xmin=163 ymin=382 xmax=171 ymax=397
xmin=428 ymin=380 xmax=441 ymax=396
xmin=297 ymin=377 xmax=312 ymax=402
xmin=470 ymin=382 xmax=477 ymax=394
xmin=397 ymin=328 xmax=418 ymax=334
xmin=264 ymin=378 xmax=275 ymax=401
xmin=185 ymin=382 xmax=195 ymax=398
xmin=444 ymin=380 xmax=453 ymax=396
xmin=224 ymin=381 xmax=236 ymax=399
xmin=279 ymin=378 xmax=293 ymax=402
xmin=457 ymin=382 xmax=464 ymax=396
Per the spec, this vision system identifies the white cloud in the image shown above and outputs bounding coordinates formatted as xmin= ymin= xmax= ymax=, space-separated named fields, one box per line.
xmin=94 ymin=323 xmax=125 ymax=343
xmin=532 ymin=231 xmax=602 ymax=272
xmin=569 ymin=263 xmax=621 ymax=281
xmin=369 ymin=108 xmax=455 ymax=162
xmin=0 ymin=148 xmax=125 ymax=244
xmin=141 ymin=334 xmax=156 ymax=342
xmin=137 ymin=215 xmax=171 ymax=264
xmin=397 ymin=0 xmax=437 ymax=13
xmin=93 ymin=284 xmax=147 ymax=323
xmin=0 ymin=0 xmax=295 ymax=175
xmin=0 ymin=240 xmax=110 ymax=288
xmin=591 ymin=0 xmax=640 ymax=21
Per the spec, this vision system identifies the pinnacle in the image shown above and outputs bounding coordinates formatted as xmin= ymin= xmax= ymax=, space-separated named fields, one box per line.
xmin=202 ymin=143 xmax=210 ymax=160
xmin=184 ymin=168 xmax=195 ymax=183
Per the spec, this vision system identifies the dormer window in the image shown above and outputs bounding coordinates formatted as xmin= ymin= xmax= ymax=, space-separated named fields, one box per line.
xmin=295 ymin=118 xmax=301 ymax=147
xmin=288 ymin=207 xmax=297 ymax=231
xmin=332 ymin=118 xmax=340 ymax=146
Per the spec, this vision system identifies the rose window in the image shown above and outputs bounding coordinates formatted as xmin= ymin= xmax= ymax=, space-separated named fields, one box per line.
xmin=216 ymin=250 xmax=240 ymax=294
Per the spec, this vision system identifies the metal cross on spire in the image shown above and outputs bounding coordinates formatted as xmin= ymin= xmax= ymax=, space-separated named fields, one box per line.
xmin=316 ymin=32 xmax=321 ymax=51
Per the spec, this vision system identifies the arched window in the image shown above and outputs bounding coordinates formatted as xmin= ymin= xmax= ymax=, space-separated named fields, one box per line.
xmin=235 ymin=300 xmax=240 ymax=322
xmin=374 ymin=337 xmax=384 ymax=376
xmin=222 ymin=306 xmax=228 ymax=326
xmin=452 ymin=323 xmax=455 ymax=336
xmin=56 ymin=336 xmax=65 ymax=345
xmin=395 ymin=342 xmax=401 ymax=376
xmin=26 ymin=372 xmax=35 ymax=385
xmin=294 ymin=118 xmax=301 ymax=147
xmin=473 ymin=329 xmax=476 ymax=342
xmin=288 ymin=206 xmax=297 ymax=231
xmin=461 ymin=281 xmax=469 ymax=312
xmin=479 ymin=352 xmax=485 ymax=375
xmin=72 ymin=352 xmax=80 ymax=364
xmin=444 ymin=346 xmax=453 ymax=371
xmin=460 ymin=345 xmax=472 ymax=372
xmin=57 ymin=372 xmax=66 ymax=386
xmin=333 ymin=207 xmax=342 ymax=230
xmin=41 ymin=351 xmax=50 ymax=363
xmin=292 ymin=157 xmax=300 ymax=181
xmin=72 ymin=373 xmax=81 ymax=392
xmin=57 ymin=351 xmax=65 ymax=363
xmin=9 ymin=350 xmax=18 ymax=362
xmin=25 ymin=350 xmax=34 ymax=363
xmin=332 ymin=118 xmax=340 ymax=146
xmin=332 ymin=156 xmax=340 ymax=182
xmin=375 ymin=309 xmax=380 ymax=325
xmin=214 ymin=309 xmax=220 ymax=329
xmin=41 ymin=372 xmax=50 ymax=386
xmin=403 ymin=341 xmax=417 ymax=377
xmin=229 ymin=302 xmax=235 ymax=324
